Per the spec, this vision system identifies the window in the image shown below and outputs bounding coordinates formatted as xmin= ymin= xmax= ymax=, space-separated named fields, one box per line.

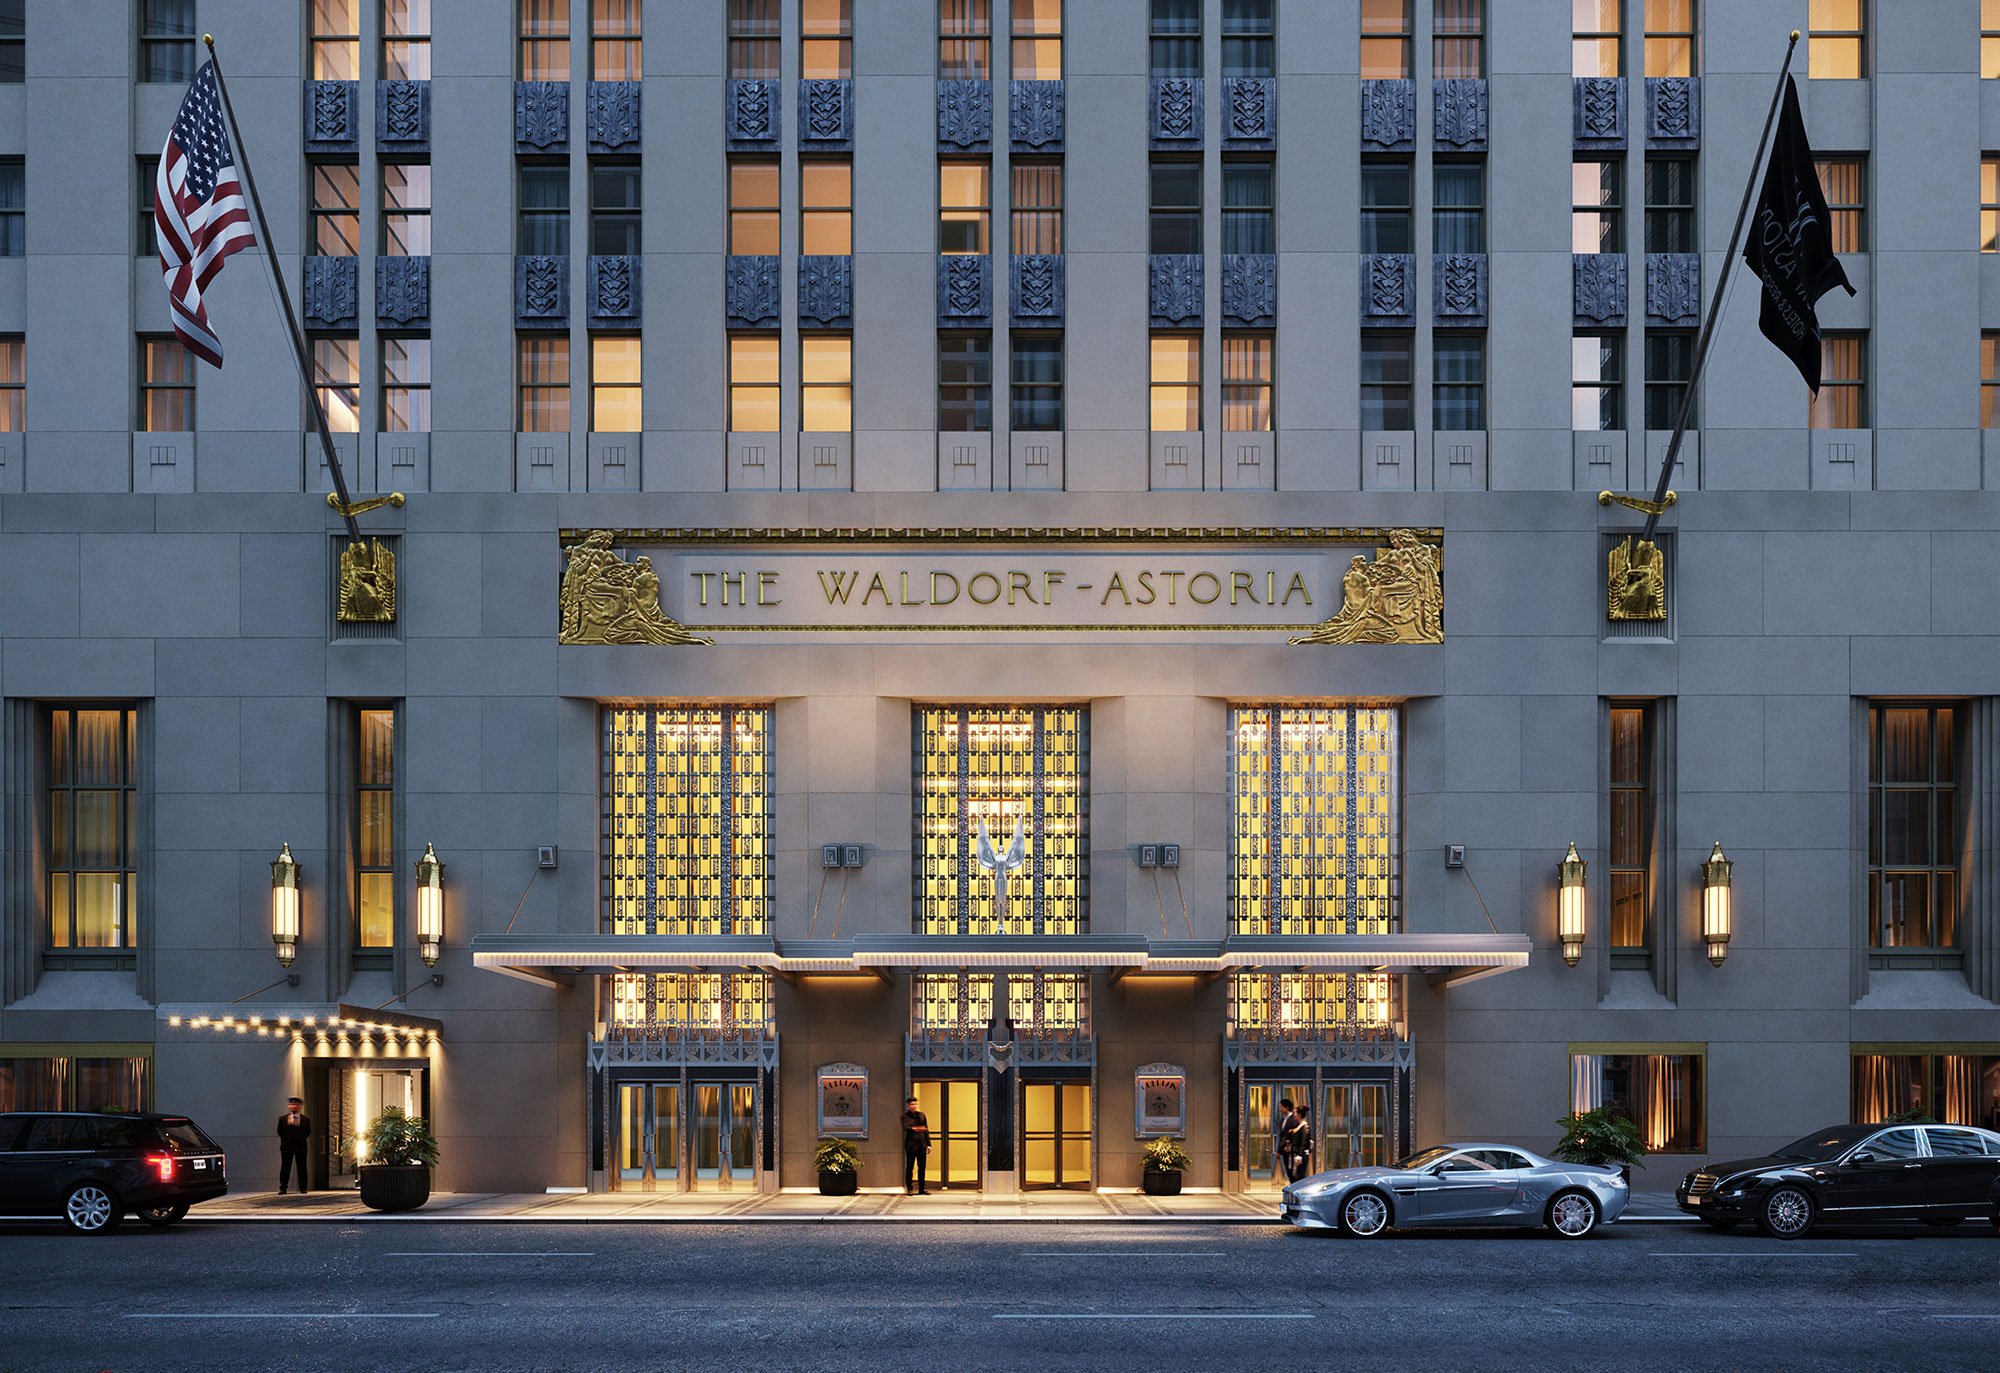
xmin=1984 ymin=157 xmax=2000 ymax=252
xmin=1574 ymin=0 xmax=1621 ymax=77
xmin=383 ymin=164 xmax=431 ymax=256
xmin=1012 ymin=0 xmax=1061 ymax=80
xmin=0 ymin=335 xmax=20 ymax=431
xmin=1360 ymin=0 xmax=1412 ymax=79
xmin=609 ymin=973 xmax=774 ymax=1033
xmin=729 ymin=160 xmax=780 ymax=255
xmin=590 ymin=163 xmax=641 ymax=255
xmin=0 ymin=0 xmax=19 ymax=83
xmin=384 ymin=0 xmax=431 ymax=80
xmin=1433 ymin=160 xmax=1484 ymax=253
xmin=1361 ymin=159 xmax=1413 ymax=253
xmin=1815 ymin=156 xmax=1864 ymax=252
xmin=1433 ymin=333 xmax=1485 ymax=429
xmin=1229 ymin=973 xmax=1396 ymax=1040
xmin=1810 ymin=333 xmax=1865 ymax=428
xmin=1150 ymin=161 xmax=1201 ymax=255
xmin=382 ymin=337 xmax=430 ymax=433
xmin=1643 ymin=0 xmax=1693 ymax=78
xmin=1572 ymin=157 xmax=1623 ymax=253
xmin=1853 ymin=1054 xmax=2000 ymax=1129
xmin=139 ymin=158 xmax=158 ymax=257
xmin=592 ymin=0 xmax=640 ymax=81
xmin=729 ymin=334 xmax=779 ymax=430
xmin=939 ymin=333 xmax=991 ymax=431
xmin=605 ymin=707 xmax=773 ymax=936
xmin=1223 ymin=0 xmax=1274 ymax=79
xmin=1572 ymin=333 xmax=1623 ymax=430
xmin=1572 ymin=1052 xmax=1704 ymax=1152
xmin=1150 ymin=0 xmax=1200 ymax=80
xmin=1010 ymin=335 xmax=1062 ymax=430
xmin=1608 ymin=705 xmax=1652 ymax=951
xmin=0 ymin=1056 xmax=149 ymax=1113
xmin=1149 ymin=335 xmax=1199 ymax=432
xmin=1643 ymin=331 xmax=1692 ymax=428
xmin=802 ymin=0 xmax=852 ymax=80
xmin=354 ymin=707 xmax=395 ymax=950
xmin=518 ymin=335 xmax=570 ymax=431
xmin=0 ymin=159 xmax=19 ymax=257
xmin=803 ymin=161 xmax=852 ymax=255
xmin=311 ymin=163 xmax=360 ymax=256
xmin=45 ymin=707 xmax=140 ymax=951
xmin=1644 ymin=157 xmax=1694 ymax=253
xmin=591 ymin=336 xmax=641 ymax=430
xmin=915 ymin=707 xmax=1086 ymax=935
xmin=1435 ymin=0 xmax=1483 ymax=79
xmin=312 ymin=0 xmax=360 ymax=80
xmin=518 ymin=164 xmax=569 ymax=255
xmin=1868 ymin=703 xmax=1960 ymax=951
xmin=802 ymin=335 xmax=852 ymax=431
xmin=313 ymin=335 xmax=361 ymax=433
xmin=1011 ymin=162 xmax=1062 ymax=255
xmin=730 ymin=0 xmax=779 ymax=79
xmin=1987 ymin=0 xmax=2000 ymax=79
xmin=141 ymin=337 xmax=194 ymax=430
xmin=142 ymin=0 xmax=197 ymax=83
xmin=1985 ymin=334 xmax=2000 ymax=429
xmin=1808 ymin=0 xmax=1865 ymax=79
xmin=939 ymin=161 xmax=990 ymax=254
xmin=940 ymin=0 xmax=990 ymax=78
xmin=1222 ymin=160 xmax=1274 ymax=254
xmin=1361 ymin=332 xmax=1413 ymax=430
xmin=1223 ymin=334 xmax=1272 ymax=431
xmin=1230 ymin=707 xmax=1400 ymax=935
xmin=520 ymin=0 xmax=569 ymax=80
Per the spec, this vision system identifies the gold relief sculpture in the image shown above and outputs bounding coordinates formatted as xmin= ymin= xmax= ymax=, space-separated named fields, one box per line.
xmin=336 ymin=538 xmax=397 ymax=623
xmin=1607 ymin=536 xmax=1666 ymax=622
xmin=1289 ymin=529 xmax=1443 ymax=645
xmin=559 ymin=529 xmax=712 ymax=646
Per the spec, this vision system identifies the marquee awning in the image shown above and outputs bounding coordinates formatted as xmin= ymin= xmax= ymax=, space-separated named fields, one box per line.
xmin=156 ymin=1003 xmax=443 ymax=1041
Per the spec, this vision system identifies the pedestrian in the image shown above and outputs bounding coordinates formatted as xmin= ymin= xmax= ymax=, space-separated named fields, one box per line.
xmin=1288 ymin=1103 xmax=1315 ymax=1182
xmin=276 ymin=1095 xmax=311 ymax=1195
xmin=901 ymin=1095 xmax=931 ymax=1195
xmin=1274 ymin=1097 xmax=1297 ymax=1183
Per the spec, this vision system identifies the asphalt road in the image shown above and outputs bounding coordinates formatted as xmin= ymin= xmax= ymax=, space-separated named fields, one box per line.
xmin=1 ymin=1218 xmax=1996 ymax=1373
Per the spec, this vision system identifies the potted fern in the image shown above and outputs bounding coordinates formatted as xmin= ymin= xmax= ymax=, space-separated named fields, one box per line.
xmin=1553 ymin=1106 xmax=1646 ymax=1181
xmin=356 ymin=1106 xmax=439 ymax=1212
xmin=1141 ymin=1137 xmax=1191 ymax=1196
xmin=814 ymin=1137 xmax=861 ymax=1196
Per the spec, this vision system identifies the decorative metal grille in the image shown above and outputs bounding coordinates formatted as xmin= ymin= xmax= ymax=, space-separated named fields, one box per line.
xmin=603 ymin=706 xmax=772 ymax=935
xmin=908 ymin=972 xmax=1091 ymax=1064
xmin=1228 ymin=706 xmax=1400 ymax=935
xmin=607 ymin=972 xmax=774 ymax=1032
xmin=912 ymin=706 xmax=1087 ymax=934
xmin=1227 ymin=972 xmax=1395 ymax=1034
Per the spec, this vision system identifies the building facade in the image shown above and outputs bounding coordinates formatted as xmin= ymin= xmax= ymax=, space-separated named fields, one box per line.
xmin=2 ymin=0 xmax=1999 ymax=1196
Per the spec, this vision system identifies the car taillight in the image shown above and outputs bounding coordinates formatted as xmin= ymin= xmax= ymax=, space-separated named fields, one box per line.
xmin=148 ymin=1153 xmax=176 ymax=1182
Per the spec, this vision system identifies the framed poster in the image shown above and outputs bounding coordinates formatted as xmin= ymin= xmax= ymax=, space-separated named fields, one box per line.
xmin=816 ymin=1062 xmax=869 ymax=1138
xmin=1134 ymin=1062 xmax=1187 ymax=1138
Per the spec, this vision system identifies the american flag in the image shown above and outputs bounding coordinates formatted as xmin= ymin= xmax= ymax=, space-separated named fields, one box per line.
xmin=156 ymin=61 xmax=254 ymax=367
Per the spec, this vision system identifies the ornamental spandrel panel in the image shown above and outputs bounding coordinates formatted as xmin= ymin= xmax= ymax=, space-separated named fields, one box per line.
xmin=1433 ymin=253 xmax=1486 ymax=326
xmin=1360 ymin=253 xmax=1414 ymax=325
xmin=799 ymin=255 xmax=853 ymax=328
xmin=800 ymin=78 xmax=853 ymax=150
xmin=1289 ymin=531 xmax=1442 ymax=645
xmin=1360 ymin=79 xmax=1414 ymax=150
xmin=937 ymin=79 xmax=991 ymax=151
xmin=376 ymin=79 xmax=429 ymax=154
xmin=515 ymin=254 xmax=569 ymax=328
xmin=1010 ymin=80 xmax=1064 ymax=152
xmin=560 ymin=531 xmax=711 ymax=645
xmin=304 ymin=80 xmax=359 ymax=154
xmin=1573 ymin=253 xmax=1628 ymax=326
xmin=726 ymin=255 xmax=781 ymax=327
xmin=588 ymin=255 xmax=640 ymax=326
xmin=376 ymin=255 xmax=430 ymax=328
xmin=1645 ymin=253 xmax=1701 ymax=326
xmin=937 ymin=254 xmax=991 ymax=325
xmin=1645 ymin=77 xmax=1699 ymax=148
xmin=1150 ymin=77 xmax=1202 ymax=147
xmin=727 ymin=78 xmax=780 ymax=147
xmin=303 ymin=255 xmax=358 ymax=328
xmin=1573 ymin=76 xmax=1626 ymax=147
xmin=1433 ymin=78 xmax=1486 ymax=151
xmin=1149 ymin=254 xmax=1203 ymax=327
xmin=515 ymin=80 xmax=569 ymax=153
xmin=586 ymin=80 xmax=641 ymax=152
xmin=1222 ymin=77 xmax=1274 ymax=147
xmin=1010 ymin=254 xmax=1064 ymax=326
xmin=1221 ymin=254 xmax=1276 ymax=326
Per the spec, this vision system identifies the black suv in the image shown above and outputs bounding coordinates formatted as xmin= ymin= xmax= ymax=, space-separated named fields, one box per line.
xmin=1677 ymin=1123 xmax=2000 ymax=1239
xmin=0 ymin=1112 xmax=228 ymax=1232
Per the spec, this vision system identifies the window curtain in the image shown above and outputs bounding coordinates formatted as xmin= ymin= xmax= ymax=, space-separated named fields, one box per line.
xmin=1570 ymin=1055 xmax=1604 ymax=1114
xmin=71 ymin=1057 xmax=147 ymax=1113
xmin=1939 ymin=1055 xmax=1983 ymax=1126
xmin=0 ymin=1058 xmax=65 ymax=1112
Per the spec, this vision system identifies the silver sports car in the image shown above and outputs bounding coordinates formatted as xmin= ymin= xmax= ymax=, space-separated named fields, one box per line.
xmin=1279 ymin=1143 xmax=1630 ymax=1238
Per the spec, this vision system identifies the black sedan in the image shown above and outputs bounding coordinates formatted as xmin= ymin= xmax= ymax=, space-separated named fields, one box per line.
xmin=1677 ymin=1123 xmax=2000 ymax=1239
xmin=0 ymin=1111 xmax=228 ymax=1232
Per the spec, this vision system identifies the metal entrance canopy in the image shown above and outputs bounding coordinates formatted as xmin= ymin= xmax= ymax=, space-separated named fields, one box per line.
xmin=156 ymin=1002 xmax=444 ymax=1042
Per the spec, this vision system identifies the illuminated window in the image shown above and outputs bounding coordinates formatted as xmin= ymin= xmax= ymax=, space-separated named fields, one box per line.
xmin=1814 ymin=156 xmax=1864 ymax=252
xmin=382 ymin=337 xmax=430 ymax=433
xmin=802 ymin=335 xmax=851 ymax=431
xmin=1223 ymin=334 xmax=1272 ymax=432
xmin=1808 ymin=0 xmax=1865 ymax=79
xmin=1867 ymin=703 xmax=1960 ymax=952
xmin=0 ymin=1056 xmax=149 ymax=1112
xmin=1853 ymin=1054 xmax=2000 ymax=1126
xmin=1223 ymin=0 xmax=1274 ymax=79
xmin=591 ymin=336 xmax=641 ymax=431
xmin=1011 ymin=162 xmax=1062 ymax=255
xmin=1983 ymin=157 xmax=2000 ymax=252
xmin=1574 ymin=0 xmax=1621 ymax=77
xmin=914 ymin=706 xmax=1087 ymax=935
xmin=1572 ymin=156 xmax=1622 ymax=253
xmin=1228 ymin=973 xmax=1396 ymax=1037
xmin=940 ymin=161 xmax=990 ymax=254
xmin=1642 ymin=0 xmax=1692 ymax=78
xmin=911 ymin=972 xmax=1087 ymax=1036
xmin=803 ymin=0 xmax=852 ymax=80
xmin=1149 ymin=334 xmax=1199 ymax=432
xmin=45 ymin=707 xmax=140 ymax=951
xmin=803 ymin=160 xmax=852 ymax=255
xmin=312 ymin=334 xmax=361 ymax=433
xmin=311 ymin=163 xmax=360 ymax=256
xmin=1572 ymin=1052 xmax=1704 ymax=1153
xmin=608 ymin=973 xmax=773 ymax=1034
xmin=1012 ymin=0 xmax=1061 ymax=80
xmin=383 ymin=163 xmax=431 ymax=256
xmin=729 ymin=335 xmax=780 ymax=430
xmin=355 ymin=708 xmax=395 ymax=950
xmin=1987 ymin=0 xmax=2000 ymax=79
xmin=1809 ymin=332 xmax=1865 ymax=429
xmin=730 ymin=160 xmax=780 ymax=255
xmin=520 ymin=0 xmax=568 ymax=80
xmin=384 ymin=0 xmax=431 ymax=80
xmin=1360 ymin=0 xmax=1411 ymax=79
xmin=1434 ymin=0 xmax=1482 ymax=78
xmin=1984 ymin=334 xmax=2000 ymax=428
xmin=604 ymin=708 xmax=773 ymax=937
xmin=592 ymin=0 xmax=640 ymax=81
xmin=940 ymin=0 xmax=990 ymax=79
xmin=729 ymin=0 xmax=779 ymax=79
xmin=140 ymin=336 xmax=194 ymax=431
xmin=1608 ymin=705 xmax=1652 ymax=951
xmin=312 ymin=0 xmax=360 ymax=80
xmin=518 ymin=334 xmax=570 ymax=431
xmin=0 ymin=335 xmax=21 ymax=431
xmin=1229 ymin=707 xmax=1399 ymax=936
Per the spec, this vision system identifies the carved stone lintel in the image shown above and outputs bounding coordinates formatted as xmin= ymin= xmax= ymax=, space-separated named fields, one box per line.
xmin=1573 ymin=253 xmax=1629 ymax=326
xmin=726 ymin=255 xmax=782 ymax=328
xmin=588 ymin=255 xmax=640 ymax=326
xmin=1010 ymin=79 xmax=1064 ymax=152
xmin=1290 ymin=530 xmax=1443 ymax=645
xmin=337 ymin=537 xmax=396 ymax=624
xmin=376 ymin=255 xmax=430 ymax=328
xmin=1010 ymin=253 xmax=1064 ymax=325
xmin=515 ymin=80 xmax=569 ymax=152
xmin=1573 ymin=76 xmax=1626 ymax=147
xmin=938 ymin=79 xmax=992 ymax=151
xmin=1360 ymin=79 xmax=1415 ymax=150
xmin=1221 ymin=254 xmax=1276 ymax=326
xmin=1645 ymin=76 xmax=1699 ymax=148
xmin=1149 ymin=77 xmax=1202 ymax=145
xmin=1222 ymin=76 xmax=1275 ymax=146
xmin=586 ymin=80 xmax=641 ymax=152
xmin=559 ymin=530 xmax=710 ymax=646
xmin=1361 ymin=253 xmax=1415 ymax=324
xmin=515 ymin=254 xmax=569 ymax=328
xmin=303 ymin=256 xmax=359 ymax=329
xmin=304 ymin=80 xmax=359 ymax=154
xmin=800 ymin=78 xmax=854 ymax=148
xmin=937 ymin=254 xmax=992 ymax=324
xmin=1433 ymin=78 xmax=1487 ymax=150
xmin=376 ymin=79 xmax=429 ymax=153
xmin=1646 ymin=253 xmax=1701 ymax=326
xmin=727 ymin=78 xmax=780 ymax=145
xmin=799 ymin=255 xmax=854 ymax=328
xmin=1433 ymin=253 xmax=1487 ymax=325
xmin=1608 ymin=536 xmax=1667 ymax=622
xmin=1149 ymin=254 xmax=1203 ymax=327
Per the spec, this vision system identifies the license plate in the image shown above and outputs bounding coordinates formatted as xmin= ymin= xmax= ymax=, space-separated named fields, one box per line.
xmin=192 ymin=1159 xmax=206 ymax=1170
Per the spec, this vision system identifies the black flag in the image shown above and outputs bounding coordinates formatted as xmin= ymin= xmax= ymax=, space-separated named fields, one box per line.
xmin=1743 ymin=77 xmax=1855 ymax=392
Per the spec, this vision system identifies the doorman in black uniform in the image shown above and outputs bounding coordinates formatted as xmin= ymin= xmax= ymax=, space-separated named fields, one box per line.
xmin=277 ymin=1095 xmax=311 ymax=1194
xmin=901 ymin=1096 xmax=931 ymax=1194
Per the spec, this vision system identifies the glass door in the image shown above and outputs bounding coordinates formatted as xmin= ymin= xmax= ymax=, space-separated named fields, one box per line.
xmin=691 ymin=1080 xmax=756 ymax=1191
xmin=335 ymin=1067 xmax=420 ymax=1185
xmin=913 ymin=1078 xmax=981 ymax=1189
xmin=1323 ymin=1081 xmax=1389 ymax=1171
xmin=616 ymin=1083 xmax=680 ymax=1188
xmin=1022 ymin=1081 xmax=1092 ymax=1190
xmin=1245 ymin=1079 xmax=1312 ymax=1188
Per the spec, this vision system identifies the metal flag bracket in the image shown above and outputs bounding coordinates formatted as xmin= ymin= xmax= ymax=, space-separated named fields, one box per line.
xmin=1597 ymin=491 xmax=1677 ymax=517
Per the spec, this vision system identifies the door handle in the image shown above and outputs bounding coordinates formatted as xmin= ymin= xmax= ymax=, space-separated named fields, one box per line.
xmin=1901 ymin=1162 xmax=1922 ymax=1169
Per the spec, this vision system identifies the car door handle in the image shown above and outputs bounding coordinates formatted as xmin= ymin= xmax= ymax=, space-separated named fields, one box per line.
xmin=1901 ymin=1162 xmax=1923 ymax=1169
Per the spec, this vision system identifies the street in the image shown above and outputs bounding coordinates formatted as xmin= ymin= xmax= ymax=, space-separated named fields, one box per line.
xmin=1 ymin=1220 xmax=1996 ymax=1372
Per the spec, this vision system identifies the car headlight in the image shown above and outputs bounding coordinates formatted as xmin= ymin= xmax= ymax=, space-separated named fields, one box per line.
xmin=1294 ymin=1180 xmax=1337 ymax=1198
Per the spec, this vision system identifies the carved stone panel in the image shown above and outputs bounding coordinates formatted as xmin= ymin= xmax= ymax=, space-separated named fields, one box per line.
xmin=304 ymin=80 xmax=359 ymax=155
xmin=1433 ymin=253 xmax=1487 ymax=326
xmin=1645 ymin=76 xmax=1699 ymax=148
xmin=800 ymin=78 xmax=854 ymax=149
xmin=1149 ymin=254 xmax=1203 ymax=327
xmin=1221 ymin=254 xmax=1276 ymax=326
xmin=726 ymin=255 xmax=781 ymax=327
xmin=727 ymin=78 xmax=780 ymax=147
xmin=1573 ymin=76 xmax=1626 ymax=147
xmin=799 ymin=255 xmax=853 ymax=328
xmin=1360 ymin=79 xmax=1415 ymax=150
xmin=515 ymin=80 xmax=569 ymax=153
xmin=1010 ymin=254 xmax=1064 ymax=326
xmin=1222 ymin=76 xmax=1275 ymax=147
xmin=1150 ymin=77 xmax=1202 ymax=146
xmin=937 ymin=255 xmax=992 ymax=325
xmin=1573 ymin=253 xmax=1628 ymax=327
xmin=938 ymin=79 xmax=992 ymax=151
xmin=1646 ymin=253 xmax=1701 ymax=326
xmin=1433 ymin=78 xmax=1486 ymax=151
xmin=376 ymin=255 xmax=430 ymax=328
xmin=1010 ymin=80 xmax=1064 ymax=152
xmin=1361 ymin=253 xmax=1415 ymax=325
xmin=515 ymin=254 xmax=569 ymax=328
xmin=376 ymin=79 xmax=430 ymax=154
xmin=588 ymin=255 xmax=640 ymax=326
xmin=303 ymin=255 xmax=358 ymax=328
xmin=587 ymin=81 xmax=641 ymax=152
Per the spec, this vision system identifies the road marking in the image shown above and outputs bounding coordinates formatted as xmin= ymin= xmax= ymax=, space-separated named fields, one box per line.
xmin=1647 ymin=1251 xmax=1858 ymax=1258
xmin=1928 ymin=1315 xmax=2000 ymax=1321
xmin=1019 ymin=1251 xmax=1225 ymax=1258
xmin=383 ymin=1251 xmax=593 ymax=1258
xmin=995 ymin=1313 xmax=1313 ymax=1322
xmin=125 ymin=1313 xmax=439 ymax=1321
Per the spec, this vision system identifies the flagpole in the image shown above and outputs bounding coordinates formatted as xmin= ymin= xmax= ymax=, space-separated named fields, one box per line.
xmin=201 ymin=34 xmax=364 ymax=544
xmin=1640 ymin=30 xmax=1801 ymax=542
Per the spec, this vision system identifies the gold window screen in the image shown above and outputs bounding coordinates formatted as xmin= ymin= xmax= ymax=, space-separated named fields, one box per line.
xmin=1229 ymin=706 xmax=1399 ymax=935
xmin=911 ymin=972 xmax=1086 ymax=1032
xmin=1229 ymin=972 xmax=1395 ymax=1034
xmin=605 ymin=706 xmax=772 ymax=935
xmin=608 ymin=972 xmax=773 ymax=1031
xmin=915 ymin=706 xmax=1086 ymax=935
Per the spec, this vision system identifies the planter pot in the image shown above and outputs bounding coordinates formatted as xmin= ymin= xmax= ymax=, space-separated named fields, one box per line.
xmin=1141 ymin=1169 xmax=1183 ymax=1196
xmin=358 ymin=1164 xmax=431 ymax=1212
xmin=818 ymin=1170 xmax=859 ymax=1196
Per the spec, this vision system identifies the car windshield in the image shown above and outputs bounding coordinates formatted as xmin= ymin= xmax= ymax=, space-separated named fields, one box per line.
xmin=154 ymin=1119 xmax=220 ymax=1153
xmin=1774 ymin=1126 xmax=1874 ymax=1159
xmin=1393 ymin=1146 xmax=1455 ymax=1170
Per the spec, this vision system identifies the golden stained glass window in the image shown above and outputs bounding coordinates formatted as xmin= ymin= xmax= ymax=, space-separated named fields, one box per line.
xmin=608 ymin=972 xmax=773 ymax=1031
xmin=1229 ymin=706 xmax=1399 ymax=935
xmin=1229 ymin=972 xmax=1395 ymax=1035
xmin=604 ymin=706 xmax=772 ymax=935
xmin=911 ymin=972 xmax=1087 ymax=1033
xmin=914 ymin=706 xmax=1086 ymax=935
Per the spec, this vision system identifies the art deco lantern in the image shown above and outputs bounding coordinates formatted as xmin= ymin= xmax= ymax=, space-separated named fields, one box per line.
xmin=414 ymin=842 xmax=445 ymax=967
xmin=270 ymin=842 xmax=301 ymax=968
xmin=1558 ymin=842 xmax=1588 ymax=968
xmin=1702 ymin=842 xmax=1734 ymax=967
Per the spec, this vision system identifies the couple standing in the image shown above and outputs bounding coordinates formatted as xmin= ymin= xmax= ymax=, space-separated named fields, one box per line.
xmin=1276 ymin=1098 xmax=1315 ymax=1183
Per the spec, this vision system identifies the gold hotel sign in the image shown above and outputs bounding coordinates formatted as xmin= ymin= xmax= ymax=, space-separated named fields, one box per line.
xmin=557 ymin=527 xmax=1444 ymax=645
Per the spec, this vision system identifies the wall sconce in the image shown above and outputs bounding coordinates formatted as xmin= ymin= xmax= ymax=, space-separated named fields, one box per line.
xmin=270 ymin=842 xmax=301 ymax=968
xmin=414 ymin=842 xmax=444 ymax=967
xmin=1558 ymin=842 xmax=1587 ymax=967
xmin=1702 ymin=842 xmax=1733 ymax=967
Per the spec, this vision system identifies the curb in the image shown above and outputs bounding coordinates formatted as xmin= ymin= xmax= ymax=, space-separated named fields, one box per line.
xmin=7 ymin=1211 xmax=1699 ymax=1226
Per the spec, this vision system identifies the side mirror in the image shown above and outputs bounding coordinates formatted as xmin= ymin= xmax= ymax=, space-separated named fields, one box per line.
xmin=1846 ymin=1151 xmax=1879 ymax=1166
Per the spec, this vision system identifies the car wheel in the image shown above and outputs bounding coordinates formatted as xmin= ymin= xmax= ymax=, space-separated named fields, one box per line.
xmin=1921 ymin=1216 xmax=1964 ymax=1229
xmin=1338 ymin=1189 xmax=1392 ymax=1238
xmin=138 ymin=1203 xmax=190 ymax=1228
xmin=1545 ymin=1189 xmax=1599 ymax=1239
xmin=1756 ymin=1185 xmax=1815 ymax=1240
xmin=1701 ymin=1219 xmax=1739 ymax=1232
xmin=63 ymin=1184 xmax=120 ymax=1234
